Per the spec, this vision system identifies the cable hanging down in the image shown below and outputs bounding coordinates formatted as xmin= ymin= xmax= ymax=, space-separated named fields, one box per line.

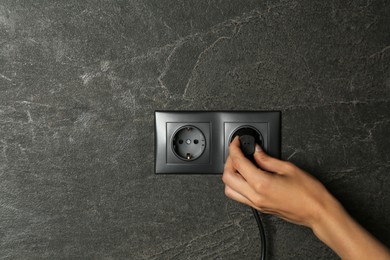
xmin=251 ymin=207 xmax=267 ymax=260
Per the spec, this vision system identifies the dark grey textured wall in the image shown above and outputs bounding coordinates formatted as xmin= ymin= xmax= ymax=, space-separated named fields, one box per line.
xmin=0 ymin=0 xmax=389 ymax=259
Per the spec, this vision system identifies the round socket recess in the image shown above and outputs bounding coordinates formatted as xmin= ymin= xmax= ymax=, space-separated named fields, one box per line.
xmin=172 ymin=125 xmax=206 ymax=161
xmin=230 ymin=126 xmax=263 ymax=146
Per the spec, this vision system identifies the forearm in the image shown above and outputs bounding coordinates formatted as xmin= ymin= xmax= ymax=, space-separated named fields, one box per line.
xmin=312 ymin=195 xmax=390 ymax=260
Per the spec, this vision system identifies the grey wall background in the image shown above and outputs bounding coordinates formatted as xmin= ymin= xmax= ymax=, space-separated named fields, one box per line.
xmin=0 ymin=0 xmax=389 ymax=259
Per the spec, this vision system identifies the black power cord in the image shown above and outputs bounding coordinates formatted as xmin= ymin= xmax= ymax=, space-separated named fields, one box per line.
xmin=251 ymin=207 xmax=266 ymax=260
xmin=231 ymin=131 xmax=268 ymax=260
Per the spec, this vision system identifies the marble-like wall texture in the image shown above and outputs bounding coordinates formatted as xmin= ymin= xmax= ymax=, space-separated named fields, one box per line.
xmin=0 ymin=1 xmax=389 ymax=259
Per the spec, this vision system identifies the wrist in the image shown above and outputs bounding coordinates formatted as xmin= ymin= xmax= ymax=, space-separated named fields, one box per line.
xmin=311 ymin=195 xmax=356 ymax=258
xmin=306 ymin=188 xmax=344 ymax=232
xmin=311 ymin=195 xmax=348 ymax=242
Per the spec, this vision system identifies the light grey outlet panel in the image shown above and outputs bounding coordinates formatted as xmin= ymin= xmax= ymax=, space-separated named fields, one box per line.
xmin=154 ymin=111 xmax=280 ymax=174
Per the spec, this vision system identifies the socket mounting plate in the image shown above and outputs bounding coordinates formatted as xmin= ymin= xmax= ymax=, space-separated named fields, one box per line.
xmin=155 ymin=111 xmax=280 ymax=174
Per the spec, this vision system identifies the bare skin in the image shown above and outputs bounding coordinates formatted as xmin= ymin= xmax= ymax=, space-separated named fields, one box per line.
xmin=222 ymin=136 xmax=390 ymax=260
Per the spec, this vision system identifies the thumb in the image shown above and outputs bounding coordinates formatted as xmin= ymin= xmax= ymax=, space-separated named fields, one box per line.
xmin=253 ymin=144 xmax=291 ymax=175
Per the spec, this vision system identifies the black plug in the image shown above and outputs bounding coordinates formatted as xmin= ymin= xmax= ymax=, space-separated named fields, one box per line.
xmin=231 ymin=127 xmax=262 ymax=162
xmin=239 ymin=134 xmax=256 ymax=157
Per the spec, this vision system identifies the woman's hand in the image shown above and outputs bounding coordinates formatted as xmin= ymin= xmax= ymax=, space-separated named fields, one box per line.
xmin=222 ymin=136 xmax=390 ymax=259
xmin=222 ymin=136 xmax=337 ymax=228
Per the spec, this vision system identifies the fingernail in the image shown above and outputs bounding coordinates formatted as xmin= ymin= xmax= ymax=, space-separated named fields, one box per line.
xmin=255 ymin=144 xmax=262 ymax=152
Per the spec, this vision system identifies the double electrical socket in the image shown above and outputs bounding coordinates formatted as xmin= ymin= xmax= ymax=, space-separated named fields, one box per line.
xmin=155 ymin=111 xmax=280 ymax=174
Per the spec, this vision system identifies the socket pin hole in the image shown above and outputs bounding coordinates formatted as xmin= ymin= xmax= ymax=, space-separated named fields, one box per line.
xmin=194 ymin=139 xmax=199 ymax=144
xmin=179 ymin=139 xmax=183 ymax=144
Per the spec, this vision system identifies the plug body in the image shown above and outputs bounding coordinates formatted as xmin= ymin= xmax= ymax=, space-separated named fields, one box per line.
xmin=231 ymin=127 xmax=261 ymax=161
xmin=239 ymin=135 xmax=256 ymax=157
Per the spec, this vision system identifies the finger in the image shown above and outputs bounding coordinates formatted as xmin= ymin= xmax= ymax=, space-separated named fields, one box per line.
xmin=225 ymin=185 xmax=280 ymax=215
xmin=224 ymin=185 xmax=256 ymax=208
xmin=253 ymin=144 xmax=295 ymax=175
xmin=229 ymin=137 xmax=269 ymax=184
xmin=223 ymin=154 xmax=236 ymax=174
xmin=222 ymin=157 xmax=260 ymax=202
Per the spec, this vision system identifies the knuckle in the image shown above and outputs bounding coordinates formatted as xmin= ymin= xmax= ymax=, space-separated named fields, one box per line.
xmin=222 ymin=168 xmax=237 ymax=185
xmin=224 ymin=186 xmax=232 ymax=198
xmin=256 ymin=151 xmax=269 ymax=162
xmin=254 ymin=178 xmax=270 ymax=194
xmin=282 ymin=161 xmax=296 ymax=174
xmin=221 ymin=172 xmax=230 ymax=184
xmin=252 ymin=195 xmax=265 ymax=207
xmin=254 ymin=183 xmax=263 ymax=193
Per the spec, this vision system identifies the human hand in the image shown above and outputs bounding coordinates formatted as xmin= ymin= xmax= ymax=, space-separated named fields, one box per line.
xmin=222 ymin=136 xmax=390 ymax=259
xmin=222 ymin=136 xmax=339 ymax=228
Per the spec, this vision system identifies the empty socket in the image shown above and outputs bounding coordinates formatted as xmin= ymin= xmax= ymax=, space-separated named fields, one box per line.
xmin=172 ymin=125 xmax=206 ymax=161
